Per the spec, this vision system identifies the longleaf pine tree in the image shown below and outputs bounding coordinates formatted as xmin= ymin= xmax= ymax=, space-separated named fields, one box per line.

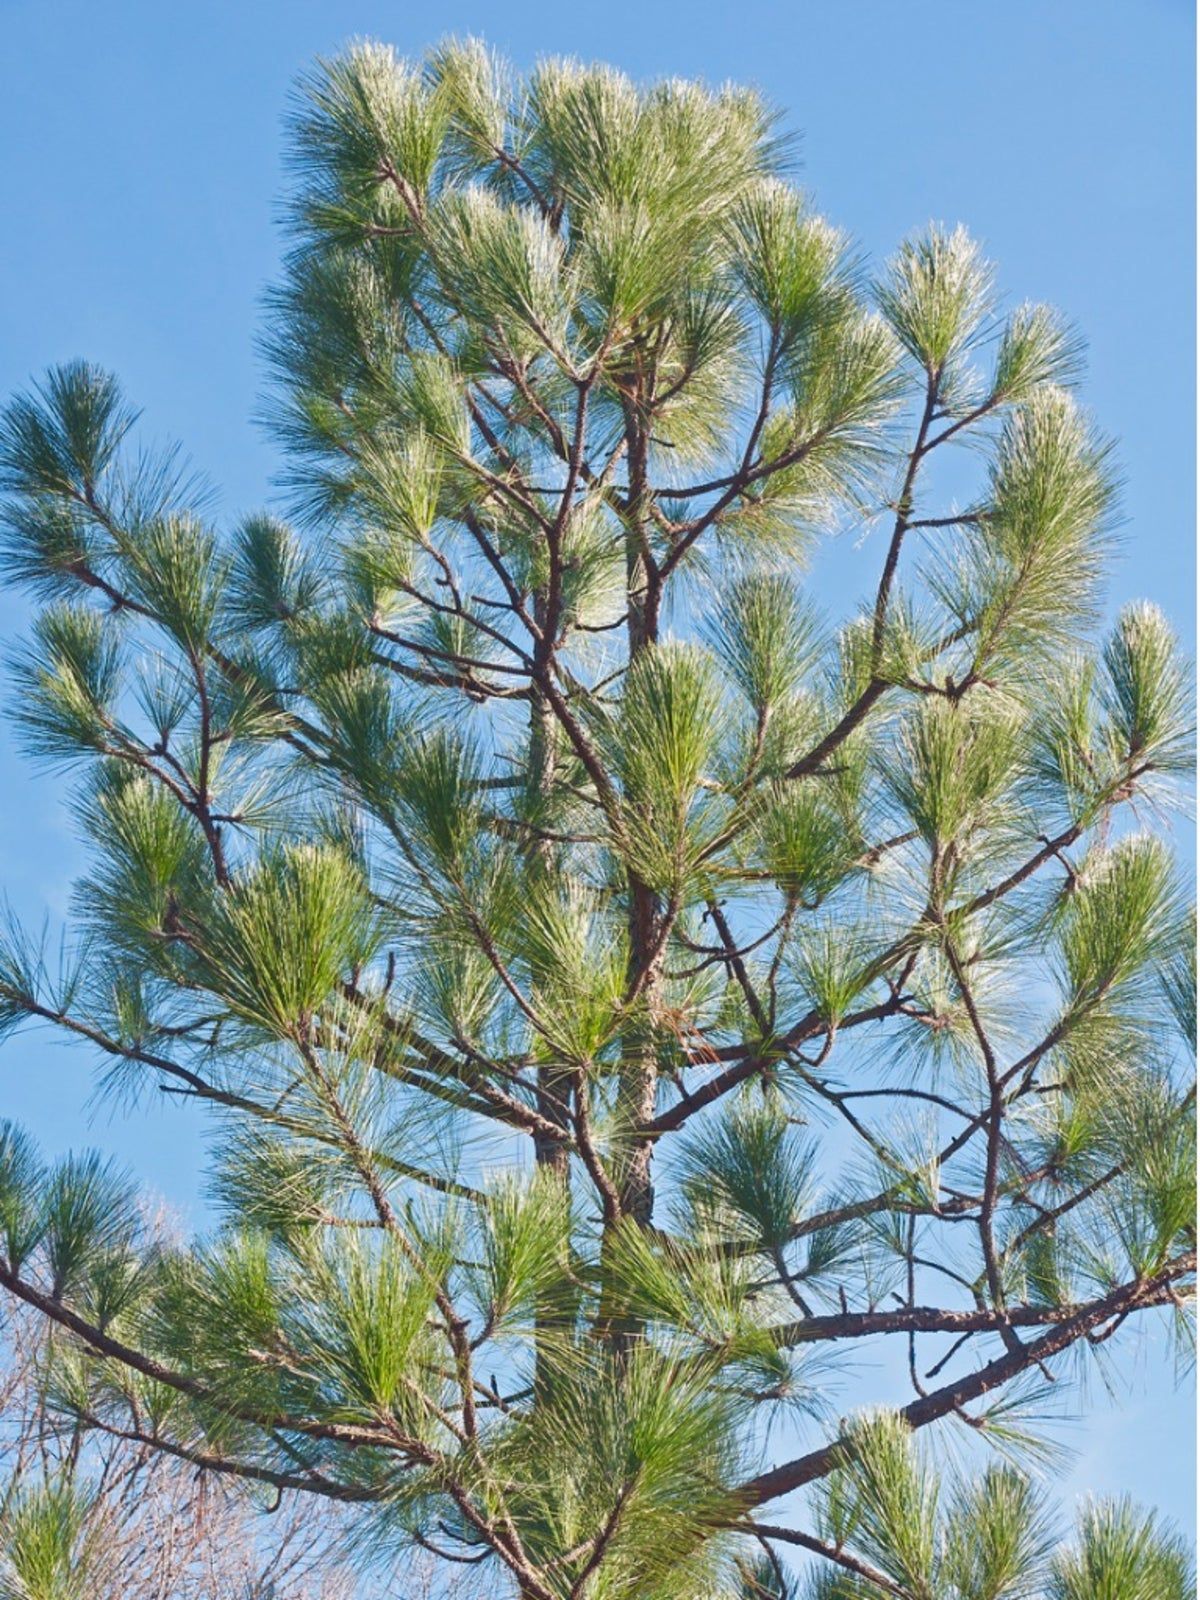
xmin=0 ymin=38 xmax=1194 ymax=1600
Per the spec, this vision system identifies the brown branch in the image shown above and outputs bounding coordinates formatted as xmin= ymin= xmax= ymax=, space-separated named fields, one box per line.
xmin=0 ymin=1262 xmax=397 ymax=1452
xmin=72 ymin=1408 xmax=378 ymax=1505
xmin=764 ymin=1294 xmax=1164 ymax=1351
xmin=741 ymin=1253 xmax=1194 ymax=1504
xmin=742 ymin=1522 xmax=911 ymax=1598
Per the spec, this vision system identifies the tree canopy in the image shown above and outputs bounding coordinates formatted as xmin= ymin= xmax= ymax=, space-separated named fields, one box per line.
xmin=0 ymin=36 xmax=1193 ymax=1600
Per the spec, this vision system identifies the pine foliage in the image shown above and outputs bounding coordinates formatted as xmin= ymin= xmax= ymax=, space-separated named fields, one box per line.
xmin=0 ymin=36 xmax=1192 ymax=1600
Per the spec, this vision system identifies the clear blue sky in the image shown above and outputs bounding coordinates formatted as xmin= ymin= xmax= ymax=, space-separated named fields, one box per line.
xmin=0 ymin=0 xmax=1194 ymax=1539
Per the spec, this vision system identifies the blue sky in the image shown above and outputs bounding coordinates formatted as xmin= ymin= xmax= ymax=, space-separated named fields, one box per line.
xmin=0 ymin=0 xmax=1194 ymax=1539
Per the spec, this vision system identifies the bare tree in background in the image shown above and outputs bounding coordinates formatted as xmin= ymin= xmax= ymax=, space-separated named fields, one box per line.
xmin=0 ymin=1279 xmax=373 ymax=1597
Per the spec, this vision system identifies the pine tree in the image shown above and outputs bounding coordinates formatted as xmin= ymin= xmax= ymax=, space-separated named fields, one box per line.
xmin=0 ymin=37 xmax=1193 ymax=1599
